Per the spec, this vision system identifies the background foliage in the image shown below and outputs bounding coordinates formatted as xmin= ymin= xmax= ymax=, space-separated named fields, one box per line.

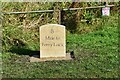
xmin=2 ymin=2 xmax=118 ymax=51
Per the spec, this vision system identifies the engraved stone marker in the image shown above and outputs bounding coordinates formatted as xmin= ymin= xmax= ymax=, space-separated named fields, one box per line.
xmin=40 ymin=24 xmax=66 ymax=58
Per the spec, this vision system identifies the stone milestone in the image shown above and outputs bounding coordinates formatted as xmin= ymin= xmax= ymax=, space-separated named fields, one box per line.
xmin=40 ymin=24 xmax=66 ymax=58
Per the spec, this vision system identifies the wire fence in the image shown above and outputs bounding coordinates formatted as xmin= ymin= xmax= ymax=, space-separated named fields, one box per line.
xmin=2 ymin=5 xmax=115 ymax=14
xmin=1 ymin=5 xmax=116 ymax=24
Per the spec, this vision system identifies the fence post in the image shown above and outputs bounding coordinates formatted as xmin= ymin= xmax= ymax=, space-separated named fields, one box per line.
xmin=58 ymin=9 xmax=61 ymax=24
xmin=104 ymin=0 xmax=108 ymax=6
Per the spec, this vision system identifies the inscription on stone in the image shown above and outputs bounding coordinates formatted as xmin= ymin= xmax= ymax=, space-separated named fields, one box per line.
xmin=40 ymin=24 xmax=66 ymax=58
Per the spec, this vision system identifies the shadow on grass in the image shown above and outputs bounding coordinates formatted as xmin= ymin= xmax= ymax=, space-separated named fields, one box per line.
xmin=9 ymin=47 xmax=40 ymax=57
xmin=8 ymin=47 xmax=76 ymax=59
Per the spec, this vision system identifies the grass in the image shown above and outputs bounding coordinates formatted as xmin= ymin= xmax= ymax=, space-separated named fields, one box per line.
xmin=2 ymin=15 xmax=119 ymax=78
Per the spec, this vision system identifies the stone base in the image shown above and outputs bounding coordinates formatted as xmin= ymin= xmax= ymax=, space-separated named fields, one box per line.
xmin=30 ymin=53 xmax=73 ymax=62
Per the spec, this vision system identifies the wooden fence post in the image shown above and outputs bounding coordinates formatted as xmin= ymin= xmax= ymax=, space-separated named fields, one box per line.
xmin=58 ymin=9 xmax=61 ymax=24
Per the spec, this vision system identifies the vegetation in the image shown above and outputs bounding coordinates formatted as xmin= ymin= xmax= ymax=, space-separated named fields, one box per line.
xmin=1 ymin=2 xmax=119 ymax=78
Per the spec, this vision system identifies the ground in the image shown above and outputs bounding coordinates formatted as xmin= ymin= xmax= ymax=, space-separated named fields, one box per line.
xmin=2 ymin=15 xmax=119 ymax=78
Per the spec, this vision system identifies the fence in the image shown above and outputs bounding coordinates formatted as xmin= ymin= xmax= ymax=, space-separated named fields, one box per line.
xmin=2 ymin=5 xmax=115 ymax=24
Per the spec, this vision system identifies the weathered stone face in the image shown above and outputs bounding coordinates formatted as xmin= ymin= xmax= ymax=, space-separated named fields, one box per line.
xmin=40 ymin=24 xmax=66 ymax=58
